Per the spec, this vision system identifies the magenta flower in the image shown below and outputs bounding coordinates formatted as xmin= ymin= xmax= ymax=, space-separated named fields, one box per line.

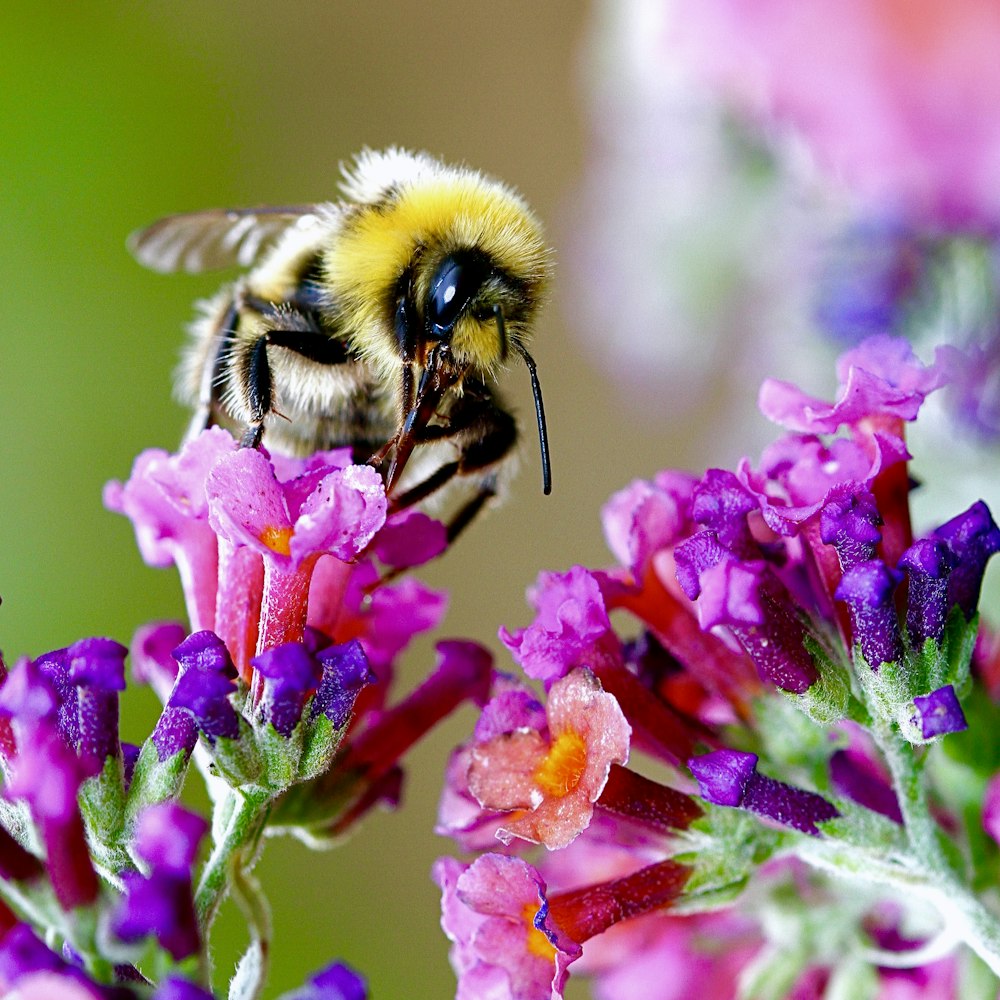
xmin=104 ymin=427 xmax=236 ymax=634
xmin=206 ymin=446 xmax=386 ymax=668
xmin=499 ymin=566 xmax=618 ymax=685
xmin=759 ymin=335 xmax=956 ymax=435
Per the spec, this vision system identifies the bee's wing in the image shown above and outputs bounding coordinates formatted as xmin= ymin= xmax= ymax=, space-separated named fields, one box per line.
xmin=127 ymin=205 xmax=326 ymax=274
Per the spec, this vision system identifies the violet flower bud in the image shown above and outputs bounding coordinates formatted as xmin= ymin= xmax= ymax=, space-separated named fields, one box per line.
xmin=312 ymin=640 xmax=375 ymax=728
xmin=690 ymin=750 xmax=839 ymax=836
xmin=67 ymin=637 xmax=127 ymax=764
xmin=252 ymin=643 xmax=322 ymax=737
xmin=834 ymin=561 xmax=904 ymax=669
xmin=897 ymin=537 xmax=957 ymax=647
xmin=911 ymin=684 xmax=968 ymax=739
xmin=932 ymin=501 xmax=1000 ymax=620
xmin=168 ymin=666 xmax=240 ymax=742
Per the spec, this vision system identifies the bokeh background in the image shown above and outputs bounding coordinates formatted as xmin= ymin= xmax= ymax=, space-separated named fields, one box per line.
xmin=4 ymin=2 xmax=998 ymax=998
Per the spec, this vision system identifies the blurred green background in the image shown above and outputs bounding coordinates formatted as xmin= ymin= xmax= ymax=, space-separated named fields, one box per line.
xmin=0 ymin=3 xmax=741 ymax=996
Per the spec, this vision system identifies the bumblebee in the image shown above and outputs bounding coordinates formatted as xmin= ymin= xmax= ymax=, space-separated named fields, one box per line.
xmin=129 ymin=148 xmax=552 ymax=535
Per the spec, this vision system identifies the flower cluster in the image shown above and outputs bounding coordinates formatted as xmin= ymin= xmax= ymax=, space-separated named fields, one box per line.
xmin=434 ymin=336 xmax=1000 ymax=998
xmin=0 ymin=430 xmax=492 ymax=997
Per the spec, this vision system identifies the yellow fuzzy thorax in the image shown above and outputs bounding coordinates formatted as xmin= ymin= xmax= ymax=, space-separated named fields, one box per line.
xmin=321 ymin=169 xmax=550 ymax=380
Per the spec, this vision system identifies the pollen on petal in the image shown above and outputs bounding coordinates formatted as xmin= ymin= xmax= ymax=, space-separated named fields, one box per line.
xmin=534 ymin=729 xmax=587 ymax=798
xmin=259 ymin=524 xmax=293 ymax=556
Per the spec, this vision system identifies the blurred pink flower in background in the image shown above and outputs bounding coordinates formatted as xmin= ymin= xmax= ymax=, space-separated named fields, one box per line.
xmin=670 ymin=0 xmax=1000 ymax=231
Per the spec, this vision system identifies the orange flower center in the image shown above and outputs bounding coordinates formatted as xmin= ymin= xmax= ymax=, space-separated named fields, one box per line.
xmin=259 ymin=524 xmax=293 ymax=556
xmin=534 ymin=729 xmax=587 ymax=798
xmin=522 ymin=902 xmax=556 ymax=961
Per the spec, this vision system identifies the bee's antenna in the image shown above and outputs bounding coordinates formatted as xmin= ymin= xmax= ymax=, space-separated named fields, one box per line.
xmin=506 ymin=325 xmax=552 ymax=497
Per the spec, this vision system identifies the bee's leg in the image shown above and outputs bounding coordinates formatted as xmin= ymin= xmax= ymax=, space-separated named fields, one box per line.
xmin=387 ymin=398 xmax=517 ymax=547
xmin=235 ymin=318 xmax=349 ymax=448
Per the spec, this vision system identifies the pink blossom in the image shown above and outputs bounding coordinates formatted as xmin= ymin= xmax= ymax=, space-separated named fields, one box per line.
xmin=468 ymin=669 xmax=631 ymax=850
xmin=671 ymin=0 xmax=1000 ymax=230
xmin=372 ymin=509 xmax=447 ymax=568
xmin=759 ymin=335 xmax=956 ymax=434
xmin=601 ymin=473 xmax=697 ymax=579
xmin=434 ymin=854 xmax=580 ymax=1000
xmin=500 ymin=567 xmax=618 ymax=684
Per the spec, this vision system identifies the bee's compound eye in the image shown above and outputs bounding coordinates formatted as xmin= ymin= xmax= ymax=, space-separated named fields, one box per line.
xmin=427 ymin=251 xmax=490 ymax=336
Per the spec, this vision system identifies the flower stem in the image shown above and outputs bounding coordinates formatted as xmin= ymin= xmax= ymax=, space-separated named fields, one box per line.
xmin=870 ymin=717 xmax=1000 ymax=975
xmin=195 ymin=786 xmax=271 ymax=938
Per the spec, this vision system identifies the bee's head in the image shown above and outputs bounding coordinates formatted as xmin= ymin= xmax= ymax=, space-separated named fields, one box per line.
xmin=407 ymin=248 xmax=532 ymax=374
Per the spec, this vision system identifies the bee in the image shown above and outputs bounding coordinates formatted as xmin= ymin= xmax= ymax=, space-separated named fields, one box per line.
xmin=128 ymin=148 xmax=552 ymax=537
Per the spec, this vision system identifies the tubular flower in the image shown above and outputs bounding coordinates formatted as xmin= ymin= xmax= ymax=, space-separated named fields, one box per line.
xmin=437 ymin=336 xmax=1000 ymax=998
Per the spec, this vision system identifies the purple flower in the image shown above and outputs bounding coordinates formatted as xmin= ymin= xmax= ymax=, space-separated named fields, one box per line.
xmin=690 ymin=469 xmax=758 ymax=555
xmin=819 ymin=485 xmax=883 ymax=572
xmin=911 ymin=685 xmax=968 ymax=740
xmin=312 ymin=640 xmax=374 ymax=728
xmin=168 ymin=634 xmax=240 ymax=742
xmin=690 ymin=750 xmax=840 ymax=836
xmin=0 ymin=925 xmax=107 ymax=998
xmin=834 ymin=561 xmax=904 ymax=669
xmin=132 ymin=802 xmax=208 ymax=874
xmin=931 ymin=501 xmax=1000 ymax=620
xmin=252 ymin=642 xmax=323 ymax=737
xmin=67 ymin=638 xmax=127 ymax=764
xmin=113 ymin=869 xmax=200 ymax=960
xmin=111 ymin=804 xmax=207 ymax=961
xmin=278 ymin=960 xmax=368 ymax=1000
xmin=897 ymin=537 xmax=957 ymax=647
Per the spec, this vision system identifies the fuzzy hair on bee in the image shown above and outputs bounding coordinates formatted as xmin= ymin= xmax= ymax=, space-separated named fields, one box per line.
xmin=129 ymin=148 xmax=554 ymax=538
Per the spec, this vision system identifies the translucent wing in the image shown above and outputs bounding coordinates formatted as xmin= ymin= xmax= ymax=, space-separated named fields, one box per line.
xmin=127 ymin=205 xmax=325 ymax=274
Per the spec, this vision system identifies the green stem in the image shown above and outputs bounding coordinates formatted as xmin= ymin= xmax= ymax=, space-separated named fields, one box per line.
xmin=869 ymin=717 xmax=1000 ymax=976
xmin=195 ymin=786 xmax=272 ymax=936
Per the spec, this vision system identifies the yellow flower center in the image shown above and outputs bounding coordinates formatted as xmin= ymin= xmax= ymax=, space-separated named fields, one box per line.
xmin=534 ymin=729 xmax=587 ymax=798
xmin=259 ymin=524 xmax=293 ymax=556
xmin=522 ymin=902 xmax=556 ymax=961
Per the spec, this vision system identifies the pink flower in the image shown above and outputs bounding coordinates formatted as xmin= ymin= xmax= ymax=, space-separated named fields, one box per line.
xmin=671 ymin=0 xmax=1000 ymax=229
xmin=500 ymin=567 xmax=618 ymax=684
xmin=601 ymin=474 xmax=697 ymax=580
xmin=468 ymin=669 xmax=631 ymax=850
xmin=434 ymin=854 xmax=580 ymax=1000
xmin=759 ymin=335 xmax=956 ymax=435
